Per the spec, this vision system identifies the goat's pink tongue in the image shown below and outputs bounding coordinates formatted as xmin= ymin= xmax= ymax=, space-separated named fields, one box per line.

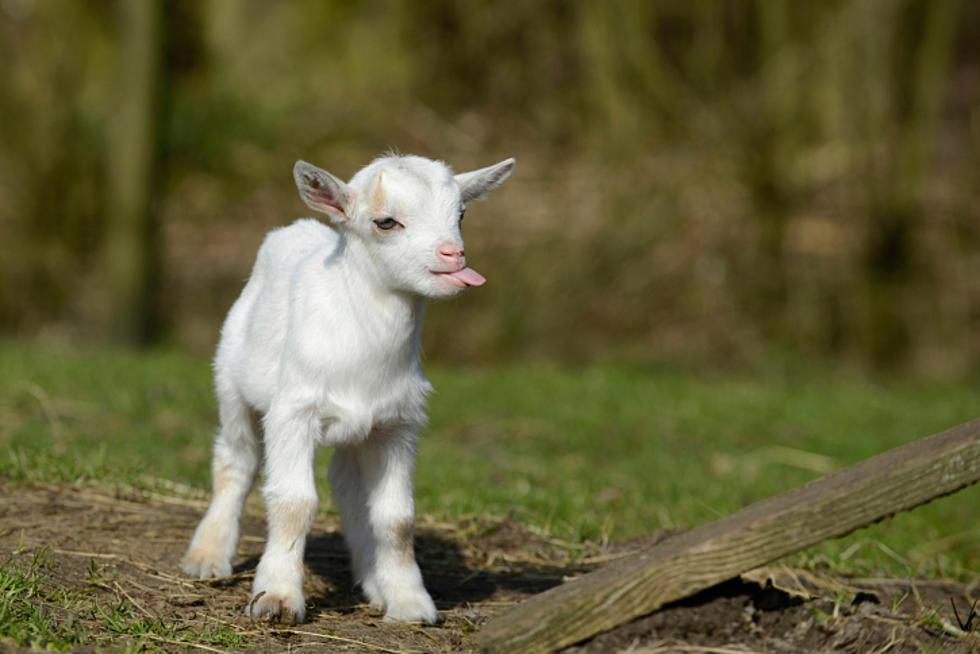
xmin=448 ymin=267 xmax=486 ymax=287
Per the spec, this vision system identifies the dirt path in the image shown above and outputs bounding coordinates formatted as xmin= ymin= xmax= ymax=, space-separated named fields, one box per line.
xmin=1 ymin=481 xmax=977 ymax=653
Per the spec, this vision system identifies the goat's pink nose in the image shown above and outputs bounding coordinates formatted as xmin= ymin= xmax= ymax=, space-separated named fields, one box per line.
xmin=437 ymin=242 xmax=465 ymax=265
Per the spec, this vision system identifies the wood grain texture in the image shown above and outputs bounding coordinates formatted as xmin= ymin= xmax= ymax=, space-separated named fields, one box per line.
xmin=477 ymin=417 xmax=980 ymax=654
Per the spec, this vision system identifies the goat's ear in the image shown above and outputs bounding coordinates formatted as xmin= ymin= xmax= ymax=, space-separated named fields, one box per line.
xmin=455 ymin=158 xmax=515 ymax=204
xmin=294 ymin=160 xmax=355 ymax=221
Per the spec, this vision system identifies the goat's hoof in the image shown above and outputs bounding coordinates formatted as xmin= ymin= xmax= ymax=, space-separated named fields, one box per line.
xmin=246 ymin=589 xmax=306 ymax=624
xmin=383 ymin=592 xmax=438 ymax=624
xmin=360 ymin=578 xmax=384 ymax=611
xmin=181 ymin=550 xmax=232 ymax=579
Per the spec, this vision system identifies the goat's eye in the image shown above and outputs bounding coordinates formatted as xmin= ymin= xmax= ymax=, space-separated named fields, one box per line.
xmin=373 ymin=217 xmax=400 ymax=231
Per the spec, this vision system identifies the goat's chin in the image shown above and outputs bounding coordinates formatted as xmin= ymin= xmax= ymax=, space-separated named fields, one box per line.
xmin=418 ymin=274 xmax=469 ymax=299
xmin=424 ymin=283 xmax=467 ymax=299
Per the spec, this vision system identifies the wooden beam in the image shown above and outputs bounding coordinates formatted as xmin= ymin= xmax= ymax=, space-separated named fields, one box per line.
xmin=477 ymin=417 xmax=980 ymax=654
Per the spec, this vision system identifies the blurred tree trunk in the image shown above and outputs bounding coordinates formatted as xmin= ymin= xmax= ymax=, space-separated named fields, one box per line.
xmin=100 ymin=0 xmax=165 ymax=344
xmin=577 ymin=1 xmax=683 ymax=156
xmin=729 ymin=1 xmax=797 ymax=339
xmin=753 ymin=0 xmax=793 ymax=318
xmin=861 ymin=0 xmax=958 ymax=369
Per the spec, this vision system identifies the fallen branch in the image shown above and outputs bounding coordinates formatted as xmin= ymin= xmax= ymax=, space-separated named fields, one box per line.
xmin=478 ymin=417 xmax=980 ymax=653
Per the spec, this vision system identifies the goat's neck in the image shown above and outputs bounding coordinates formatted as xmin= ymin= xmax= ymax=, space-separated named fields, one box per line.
xmin=336 ymin=231 xmax=427 ymax=353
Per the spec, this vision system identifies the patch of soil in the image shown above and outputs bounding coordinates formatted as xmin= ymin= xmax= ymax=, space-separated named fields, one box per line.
xmin=1 ymin=481 xmax=978 ymax=653
xmin=0 ymin=480 xmax=590 ymax=653
xmin=562 ymin=573 xmax=980 ymax=654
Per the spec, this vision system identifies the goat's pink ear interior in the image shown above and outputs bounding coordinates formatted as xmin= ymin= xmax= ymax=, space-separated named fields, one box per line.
xmin=294 ymin=160 xmax=354 ymax=221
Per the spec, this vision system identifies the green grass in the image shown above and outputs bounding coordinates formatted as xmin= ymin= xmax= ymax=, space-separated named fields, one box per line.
xmin=0 ymin=544 xmax=246 ymax=652
xmin=421 ymin=363 xmax=980 ymax=578
xmin=0 ymin=547 xmax=88 ymax=649
xmin=2 ymin=340 xmax=979 ymax=582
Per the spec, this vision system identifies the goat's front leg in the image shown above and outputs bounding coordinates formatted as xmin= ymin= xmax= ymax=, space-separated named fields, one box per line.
xmin=330 ymin=426 xmax=436 ymax=623
xmin=248 ymin=400 xmax=318 ymax=624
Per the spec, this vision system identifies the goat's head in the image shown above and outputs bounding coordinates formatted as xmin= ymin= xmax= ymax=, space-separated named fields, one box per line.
xmin=293 ymin=154 xmax=514 ymax=298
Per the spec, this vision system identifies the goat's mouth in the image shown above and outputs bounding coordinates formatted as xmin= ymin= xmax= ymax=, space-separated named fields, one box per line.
xmin=431 ymin=267 xmax=486 ymax=288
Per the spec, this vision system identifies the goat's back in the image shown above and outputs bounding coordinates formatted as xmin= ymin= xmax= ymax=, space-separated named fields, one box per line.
xmin=216 ymin=219 xmax=338 ymax=410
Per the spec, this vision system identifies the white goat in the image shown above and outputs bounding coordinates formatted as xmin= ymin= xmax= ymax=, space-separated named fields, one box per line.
xmin=182 ymin=154 xmax=514 ymax=624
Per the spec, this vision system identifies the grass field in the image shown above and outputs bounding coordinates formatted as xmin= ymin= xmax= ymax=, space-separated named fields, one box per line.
xmin=2 ymin=340 xmax=978 ymax=583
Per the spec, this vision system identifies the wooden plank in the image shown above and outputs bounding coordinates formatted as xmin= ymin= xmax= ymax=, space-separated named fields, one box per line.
xmin=477 ymin=417 xmax=980 ymax=654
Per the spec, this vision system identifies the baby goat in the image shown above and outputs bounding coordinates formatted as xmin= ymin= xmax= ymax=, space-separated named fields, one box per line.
xmin=182 ymin=154 xmax=514 ymax=624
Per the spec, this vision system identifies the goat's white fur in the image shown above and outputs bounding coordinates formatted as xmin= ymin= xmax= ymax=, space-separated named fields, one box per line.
xmin=182 ymin=154 xmax=514 ymax=624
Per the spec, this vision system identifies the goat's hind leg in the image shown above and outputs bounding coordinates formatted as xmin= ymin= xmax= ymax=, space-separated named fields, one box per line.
xmin=183 ymin=386 xmax=259 ymax=578
xmin=335 ymin=427 xmax=437 ymax=623
xmin=329 ymin=445 xmax=384 ymax=608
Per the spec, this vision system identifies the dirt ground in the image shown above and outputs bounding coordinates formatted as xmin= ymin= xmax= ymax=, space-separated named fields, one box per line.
xmin=1 ymin=481 xmax=978 ymax=653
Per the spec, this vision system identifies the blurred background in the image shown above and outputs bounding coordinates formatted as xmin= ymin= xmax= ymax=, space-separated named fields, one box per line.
xmin=1 ymin=0 xmax=978 ymax=378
